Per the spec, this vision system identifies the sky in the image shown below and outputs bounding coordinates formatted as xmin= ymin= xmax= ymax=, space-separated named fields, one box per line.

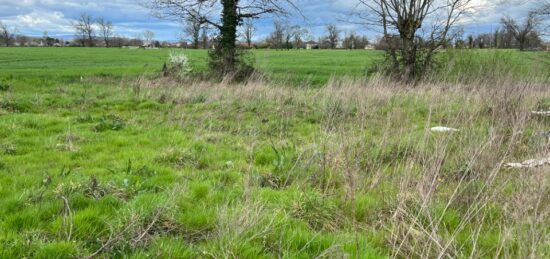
xmin=0 ymin=0 xmax=545 ymax=42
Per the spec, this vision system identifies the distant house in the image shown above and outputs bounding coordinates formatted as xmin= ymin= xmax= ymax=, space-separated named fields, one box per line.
xmin=305 ymin=41 xmax=318 ymax=50
xmin=364 ymin=44 xmax=375 ymax=50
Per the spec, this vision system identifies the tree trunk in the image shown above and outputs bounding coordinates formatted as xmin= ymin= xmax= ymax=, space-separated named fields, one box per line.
xmin=401 ymin=37 xmax=416 ymax=81
xmin=519 ymin=40 xmax=525 ymax=51
xmin=193 ymin=26 xmax=200 ymax=49
xmin=193 ymin=37 xmax=199 ymax=49
xmin=219 ymin=0 xmax=239 ymax=72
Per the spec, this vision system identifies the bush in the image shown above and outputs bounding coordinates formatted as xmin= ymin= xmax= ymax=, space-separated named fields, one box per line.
xmin=207 ymin=47 xmax=255 ymax=82
xmin=164 ymin=51 xmax=192 ymax=78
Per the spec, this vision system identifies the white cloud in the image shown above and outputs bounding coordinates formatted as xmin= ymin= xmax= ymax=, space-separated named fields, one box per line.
xmin=0 ymin=0 xmax=545 ymax=40
xmin=10 ymin=11 xmax=73 ymax=33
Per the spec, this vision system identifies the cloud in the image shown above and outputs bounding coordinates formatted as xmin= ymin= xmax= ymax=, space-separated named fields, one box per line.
xmin=7 ymin=11 xmax=73 ymax=34
xmin=0 ymin=0 xmax=544 ymax=41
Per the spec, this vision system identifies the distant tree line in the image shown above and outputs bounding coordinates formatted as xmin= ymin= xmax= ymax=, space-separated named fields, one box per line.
xmin=252 ymin=22 xmax=370 ymax=50
xmin=446 ymin=13 xmax=545 ymax=51
xmin=373 ymin=11 xmax=547 ymax=52
xmin=0 ymin=13 xmax=183 ymax=48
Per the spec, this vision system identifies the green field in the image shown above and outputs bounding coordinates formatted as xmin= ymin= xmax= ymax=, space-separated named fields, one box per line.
xmin=0 ymin=48 xmax=385 ymax=85
xmin=0 ymin=48 xmax=549 ymax=258
xmin=1 ymin=48 xmax=549 ymax=85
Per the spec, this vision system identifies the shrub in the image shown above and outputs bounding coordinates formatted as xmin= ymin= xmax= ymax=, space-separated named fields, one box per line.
xmin=164 ymin=51 xmax=192 ymax=78
xmin=208 ymin=47 xmax=255 ymax=82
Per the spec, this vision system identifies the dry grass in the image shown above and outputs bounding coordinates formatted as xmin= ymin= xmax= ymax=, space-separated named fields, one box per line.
xmin=128 ymin=74 xmax=550 ymax=258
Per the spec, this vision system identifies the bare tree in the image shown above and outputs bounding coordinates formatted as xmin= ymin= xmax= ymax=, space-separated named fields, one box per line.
xmin=74 ymin=13 xmax=95 ymax=47
xmin=15 ymin=35 xmax=29 ymax=47
xmin=534 ymin=2 xmax=550 ymax=35
xmin=200 ymin=25 xmax=211 ymax=49
xmin=501 ymin=13 xmax=540 ymax=51
xmin=145 ymin=0 xmax=300 ymax=76
xmin=283 ymin=23 xmax=293 ymax=50
xmin=356 ymin=0 xmax=472 ymax=81
xmin=184 ymin=16 xmax=202 ymax=48
xmin=0 ymin=21 xmax=15 ymax=47
xmin=97 ymin=17 xmax=114 ymax=47
xmin=241 ymin=18 xmax=255 ymax=48
xmin=325 ymin=24 xmax=340 ymax=49
xmin=342 ymin=31 xmax=369 ymax=49
xmin=539 ymin=2 xmax=550 ymax=15
xmin=291 ymin=25 xmax=308 ymax=49
xmin=269 ymin=20 xmax=286 ymax=49
xmin=143 ymin=30 xmax=155 ymax=47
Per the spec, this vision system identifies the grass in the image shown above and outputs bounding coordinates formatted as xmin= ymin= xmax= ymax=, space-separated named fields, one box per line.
xmin=0 ymin=47 xmax=549 ymax=258
xmin=1 ymin=47 xmax=548 ymax=85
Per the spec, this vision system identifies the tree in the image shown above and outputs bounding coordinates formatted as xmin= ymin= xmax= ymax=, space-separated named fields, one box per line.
xmin=269 ymin=20 xmax=285 ymax=49
xmin=342 ymin=32 xmax=369 ymax=49
xmin=42 ymin=31 xmax=57 ymax=47
xmin=534 ymin=2 xmax=549 ymax=35
xmin=143 ymin=30 xmax=155 ymax=47
xmin=325 ymin=24 xmax=340 ymax=49
xmin=501 ymin=13 xmax=540 ymax=51
xmin=291 ymin=25 xmax=308 ymax=49
xmin=145 ymin=0 xmax=299 ymax=77
xmin=241 ymin=18 xmax=255 ymax=48
xmin=200 ymin=25 xmax=211 ymax=49
xmin=538 ymin=2 xmax=549 ymax=15
xmin=0 ymin=21 xmax=15 ymax=47
xmin=74 ymin=13 xmax=95 ymax=47
xmin=355 ymin=0 xmax=472 ymax=81
xmin=283 ymin=24 xmax=293 ymax=50
xmin=184 ymin=15 xmax=202 ymax=49
xmin=15 ymin=35 xmax=29 ymax=47
xmin=97 ymin=17 xmax=114 ymax=47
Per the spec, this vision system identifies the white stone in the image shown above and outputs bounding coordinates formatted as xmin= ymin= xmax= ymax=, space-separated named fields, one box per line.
xmin=430 ymin=126 xmax=460 ymax=132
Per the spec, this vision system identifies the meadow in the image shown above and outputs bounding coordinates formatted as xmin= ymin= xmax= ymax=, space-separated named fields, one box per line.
xmin=0 ymin=48 xmax=549 ymax=258
xmin=1 ymin=47 xmax=549 ymax=85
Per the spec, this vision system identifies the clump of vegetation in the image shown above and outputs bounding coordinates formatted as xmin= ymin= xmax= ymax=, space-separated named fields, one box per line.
xmin=155 ymin=147 xmax=211 ymax=169
xmin=0 ymin=82 xmax=10 ymax=91
xmin=2 ymin=143 xmax=17 ymax=155
xmin=208 ymin=47 xmax=256 ymax=82
xmin=291 ymin=193 xmax=341 ymax=231
xmin=93 ymin=115 xmax=125 ymax=132
xmin=163 ymin=51 xmax=193 ymax=78
xmin=0 ymin=100 xmax=30 ymax=113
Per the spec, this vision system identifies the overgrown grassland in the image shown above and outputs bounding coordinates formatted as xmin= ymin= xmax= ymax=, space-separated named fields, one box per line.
xmin=1 ymin=72 xmax=549 ymax=257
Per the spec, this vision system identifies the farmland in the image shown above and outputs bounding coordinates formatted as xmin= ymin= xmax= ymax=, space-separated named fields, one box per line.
xmin=0 ymin=48 xmax=549 ymax=258
xmin=1 ymin=48 xmax=549 ymax=85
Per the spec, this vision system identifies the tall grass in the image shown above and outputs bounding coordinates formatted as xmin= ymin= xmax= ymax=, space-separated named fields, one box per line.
xmin=129 ymin=74 xmax=549 ymax=258
xmin=1 ymin=65 xmax=548 ymax=257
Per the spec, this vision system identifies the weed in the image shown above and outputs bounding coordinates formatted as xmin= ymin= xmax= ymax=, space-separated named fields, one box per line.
xmin=93 ymin=115 xmax=125 ymax=132
xmin=2 ymin=144 xmax=17 ymax=155
xmin=0 ymin=82 xmax=11 ymax=91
